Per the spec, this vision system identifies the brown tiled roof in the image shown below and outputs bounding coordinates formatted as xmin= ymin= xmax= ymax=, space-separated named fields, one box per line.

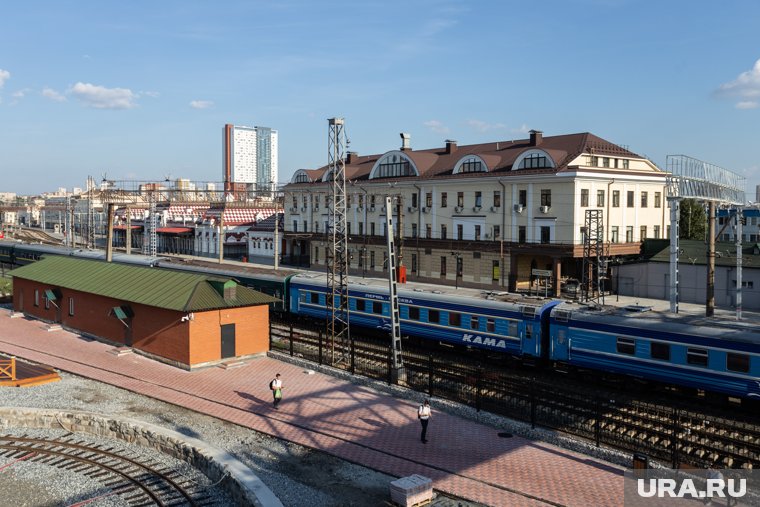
xmin=288 ymin=131 xmax=647 ymax=185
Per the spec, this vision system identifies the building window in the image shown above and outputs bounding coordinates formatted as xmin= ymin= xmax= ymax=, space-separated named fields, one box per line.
xmin=640 ymin=226 xmax=647 ymax=240
xmin=457 ymin=192 xmax=464 ymax=207
xmin=425 ymin=192 xmax=432 ymax=208
xmin=493 ymin=191 xmax=501 ymax=208
xmin=426 ymin=224 xmax=431 ymax=239
xmin=519 ymin=190 xmax=527 ymax=206
xmin=292 ymin=220 xmax=298 ymax=232
xmin=519 ymin=153 xmax=550 ymax=169
xmin=441 ymin=192 xmax=447 ymax=207
xmin=641 ymin=191 xmax=648 ymax=208
xmin=34 ymin=289 xmax=39 ymax=307
xmin=314 ymin=246 xmax=319 ymax=262
xmin=370 ymin=195 xmax=376 ymax=207
xmin=358 ymin=194 xmax=364 ymax=208
xmin=602 ymin=157 xmax=610 ymax=168
xmin=627 ymin=191 xmax=634 ymax=208
xmin=371 ymin=223 xmax=376 ymax=236
xmin=493 ymin=225 xmax=501 ymax=239
xmin=411 ymin=193 xmax=418 ymax=208
xmin=359 ymin=222 xmax=364 ymax=235
xmin=376 ymin=153 xmax=413 ymax=178
xmin=441 ymin=224 xmax=447 ymax=240
xmin=612 ymin=190 xmax=620 ymax=208
xmin=626 ymin=226 xmax=633 ymax=242
xmin=623 ymin=159 xmax=629 ymax=169
xmin=370 ymin=251 xmax=375 ymax=268
xmin=475 ymin=191 xmax=482 ymax=207
xmin=440 ymin=256 xmax=447 ymax=276
xmin=519 ymin=226 xmax=526 ymax=243
xmin=460 ymin=157 xmax=484 ymax=173
xmin=654 ymin=192 xmax=661 ymax=208
xmin=475 ymin=225 xmax=481 ymax=241
xmin=68 ymin=297 xmax=74 ymax=316
xmin=580 ymin=189 xmax=589 ymax=207
xmin=597 ymin=190 xmax=605 ymax=207
xmin=590 ymin=156 xmax=599 ymax=167
xmin=492 ymin=260 xmax=500 ymax=281
xmin=540 ymin=226 xmax=550 ymax=244
xmin=411 ymin=253 xmax=417 ymax=273
xmin=650 ymin=342 xmax=670 ymax=361
xmin=540 ymin=189 xmax=551 ymax=207
xmin=411 ymin=223 xmax=417 ymax=238
xmin=653 ymin=225 xmax=661 ymax=239
xmin=616 ymin=337 xmax=635 ymax=355
xmin=457 ymin=224 xmax=463 ymax=240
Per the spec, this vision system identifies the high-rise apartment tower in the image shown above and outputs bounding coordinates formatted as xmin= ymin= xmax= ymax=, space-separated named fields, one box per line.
xmin=223 ymin=124 xmax=278 ymax=197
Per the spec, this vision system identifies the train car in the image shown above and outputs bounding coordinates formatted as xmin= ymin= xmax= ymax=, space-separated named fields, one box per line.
xmin=0 ymin=239 xmax=18 ymax=265
xmin=13 ymin=242 xmax=77 ymax=264
xmin=549 ymin=302 xmax=760 ymax=399
xmin=289 ymin=273 xmax=561 ymax=356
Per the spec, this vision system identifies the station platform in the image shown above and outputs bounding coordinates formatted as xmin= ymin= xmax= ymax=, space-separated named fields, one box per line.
xmin=0 ymin=309 xmax=626 ymax=506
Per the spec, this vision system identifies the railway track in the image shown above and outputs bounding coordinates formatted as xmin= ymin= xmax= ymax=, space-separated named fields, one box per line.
xmin=0 ymin=432 xmax=219 ymax=506
xmin=271 ymin=320 xmax=760 ymax=470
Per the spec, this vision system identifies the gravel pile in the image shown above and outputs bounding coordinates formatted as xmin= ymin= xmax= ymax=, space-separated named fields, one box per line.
xmin=0 ymin=371 xmax=482 ymax=507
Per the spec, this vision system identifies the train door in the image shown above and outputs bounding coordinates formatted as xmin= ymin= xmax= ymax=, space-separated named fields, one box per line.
xmin=221 ymin=324 xmax=236 ymax=359
xmin=538 ymin=301 xmax=562 ymax=360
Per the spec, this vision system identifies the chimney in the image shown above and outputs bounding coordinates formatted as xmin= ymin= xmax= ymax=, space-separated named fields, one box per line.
xmin=346 ymin=151 xmax=358 ymax=164
xmin=400 ymin=132 xmax=411 ymax=151
xmin=529 ymin=130 xmax=543 ymax=146
xmin=445 ymin=139 xmax=458 ymax=154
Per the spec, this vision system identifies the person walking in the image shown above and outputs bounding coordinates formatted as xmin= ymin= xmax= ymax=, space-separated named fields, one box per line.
xmin=418 ymin=399 xmax=431 ymax=443
xmin=270 ymin=373 xmax=283 ymax=409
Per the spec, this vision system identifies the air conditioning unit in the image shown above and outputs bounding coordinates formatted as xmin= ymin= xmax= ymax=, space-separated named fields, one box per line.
xmin=369 ymin=206 xmax=375 ymax=212
xmin=540 ymin=205 xmax=550 ymax=214
xmin=408 ymin=206 xmax=417 ymax=212
xmin=290 ymin=206 xmax=298 ymax=213
xmin=421 ymin=206 xmax=429 ymax=213
xmin=314 ymin=206 xmax=320 ymax=211
xmin=454 ymin=206 xmax=463 ymax=213
xmin=300 ymin=207 xmax=307 ymax=212
xmin=513 ymin=204 xmax=524 ymax=213
xmin=484 ymin=232 xmax=491 ymax=239
xmin=490 ymin=206 xmax=499 ymax=212
xmin=473 ymin=206 xmax=482 ymax=212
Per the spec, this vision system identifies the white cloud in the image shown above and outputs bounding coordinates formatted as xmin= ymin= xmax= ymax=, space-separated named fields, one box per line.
xmin=736 ymin=101 xmax=759 ymax=110
xmin=423 ymin=119 xmax=449 ymax=134
xmin=510 ymin=124 xmax=530 ymax=134
xmin=190 ymin=100 xmax=214 ymax=109
xmin=12 ymin=88 xmax=29 ymax=99
xmin=42 ymin=87 xmax=66 ymax=102
xmin=716 ymin=59 xmax=760 ymax=108
xmin=0 ymin=69 xmax=10 ymax=88
xmin=467 ymin=119 xmax=506 ymax=133
xmin=143 ymin=90 xmax=160 ymax=98
xmin=68 ymin=82 xmax=138 ymax=109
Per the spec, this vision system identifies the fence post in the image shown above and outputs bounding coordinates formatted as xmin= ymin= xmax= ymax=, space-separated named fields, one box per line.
xmin=318 ymin=329 xmax=323 ymax=365
xmin=350 ymin=335 xmax=355 ymax=375
xmin=671 ymin=407 xmax=679 ymax=469
xmin=530 ymin=377 xmax=536 ymax=429
xmin=428 ymin=354 xmax=434 ymax=397
xmin=289 ymin=322 xmax=294 ymax=357
xmin=387 ymin=345 xmax=393 ymax=385
xmin=595 ymin=400 xmax=601 ymax=447
xmin=475 ymin=368 xmax=482 ymax=412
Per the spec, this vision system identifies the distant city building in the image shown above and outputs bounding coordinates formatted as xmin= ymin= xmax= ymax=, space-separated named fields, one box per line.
xmin=755 ymin=184 xmax=760 ymax=203
xmin=223 ymin=124 xmax=278 ymax=198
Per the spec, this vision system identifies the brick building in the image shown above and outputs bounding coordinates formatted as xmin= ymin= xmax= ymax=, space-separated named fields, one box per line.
xmin=11 ymin=256 xmax=278 ymax=369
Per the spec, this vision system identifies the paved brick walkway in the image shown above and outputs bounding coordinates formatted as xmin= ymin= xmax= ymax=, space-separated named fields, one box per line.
xmin=0 ymin=309 xmax=626 ymax=506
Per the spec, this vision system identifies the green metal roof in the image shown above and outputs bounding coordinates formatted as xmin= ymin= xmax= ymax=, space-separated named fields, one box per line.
xmin=11 ymin=256 xmax=280 ymax=311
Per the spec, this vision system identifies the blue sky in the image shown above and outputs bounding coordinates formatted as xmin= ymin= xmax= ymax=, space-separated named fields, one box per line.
xmin=1 ymin=0 xmax=760 ymax=197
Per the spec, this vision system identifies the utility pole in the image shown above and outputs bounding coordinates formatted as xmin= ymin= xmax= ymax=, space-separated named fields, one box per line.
xmin=385 ymin=195 xmax=404 ymax=382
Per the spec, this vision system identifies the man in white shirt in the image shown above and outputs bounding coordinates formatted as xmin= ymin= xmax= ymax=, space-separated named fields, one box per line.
xmin=270 ymin=373 xmax=283 ymax=409
xmin=418 ymin=399 xmax=431 ymax=443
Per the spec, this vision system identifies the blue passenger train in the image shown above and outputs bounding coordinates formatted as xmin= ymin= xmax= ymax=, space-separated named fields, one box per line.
xmin=1 ymin=239 xmax=758 ymax=400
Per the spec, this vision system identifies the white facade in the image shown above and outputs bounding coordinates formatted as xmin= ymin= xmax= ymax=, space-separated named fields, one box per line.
xmin=224 ymin=124 xmax=278 ymax=193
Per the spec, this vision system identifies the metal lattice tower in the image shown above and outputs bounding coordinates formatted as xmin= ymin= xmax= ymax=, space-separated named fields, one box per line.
xmin=65 ymin=195 xmax=74 ymax=247
xmin=326 ymin=117 xmax=350 ymax=364
xmin=580 ymin=209 xmax=605 ymax=304
xmin=143 ymin=192 xmax=157 ymax=257
xmin=384 ymin=196 xmax=404 ymax=378
xmin=86 ymin=176 xmax=96 ymax=248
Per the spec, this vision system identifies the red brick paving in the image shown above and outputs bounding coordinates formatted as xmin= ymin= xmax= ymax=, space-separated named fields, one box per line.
xmin=0 ymin=310 xmax=626 ymax=506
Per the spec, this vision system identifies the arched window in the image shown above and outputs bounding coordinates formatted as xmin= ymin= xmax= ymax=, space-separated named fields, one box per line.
xmin=291 ymin=170 xmax=311 ymax=183
xmin=369 ymin=152 xmax=418 ymax=179
xmin=453 ymin=155 xmax=487 ymax=174
xmin=514 ymin=149 xmax=555 ymax=170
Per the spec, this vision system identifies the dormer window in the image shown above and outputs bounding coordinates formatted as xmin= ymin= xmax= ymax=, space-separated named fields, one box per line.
xmin=369 ymin=151 xmax=418 ymax=179
xmin=453 ymin=155 xmax=487 ymax=174
xmin=519 ymin=153 xmax=550 ymax=169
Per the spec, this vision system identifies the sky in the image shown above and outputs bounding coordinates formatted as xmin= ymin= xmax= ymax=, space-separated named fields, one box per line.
xmin=1 ymin=0 xmax=760 ymax=198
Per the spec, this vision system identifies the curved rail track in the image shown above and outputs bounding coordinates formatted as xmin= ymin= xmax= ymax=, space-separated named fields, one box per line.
xmin=0 ymin=433 xmax=213 ymax=506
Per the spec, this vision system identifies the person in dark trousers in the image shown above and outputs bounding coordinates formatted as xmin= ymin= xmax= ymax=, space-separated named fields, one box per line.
xmin=418 ymin=399 xmax=431 ymax=443
xmin=270 ymin=373 xmax=283 ymax=409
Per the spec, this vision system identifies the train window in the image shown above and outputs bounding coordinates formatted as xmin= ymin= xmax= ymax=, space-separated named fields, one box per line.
xmin=373 ymin=301 xmax=383 ymax=314
xmin=409 ymin=307 xmax=420 ymax=320
xmin=470 ymin=316 xmax=479 ymax=330
xmin=525 ymin=325 xmax=532 ymax=339
xmin=687 ymin=348 xmax=709 ymax=367
xmin=449 ymin=312 xmax=461 ymax=326
xmin=509 ymin=322 xmax=518 ymax=337
xmin=34 ymin=289 xmax=39 ymax=307
xmin=68 ymin=297 xmax=74 ymax=316
xmin=616 ymin=337 xmax=635 ymax=355
xmin=650 ymin=342 xmax=670 ymax=361
xmin=356 ymin=299 xmax=365 ymax=312
xmin=428 ymin=310 xmax=440 ymax=324
xmin=486 ymin=318 xmax=495 ymax=332
xmin=310 ymin=293 xmax=319 ymax=304
xmin=726 ymin=353 xmax=750 ymax=373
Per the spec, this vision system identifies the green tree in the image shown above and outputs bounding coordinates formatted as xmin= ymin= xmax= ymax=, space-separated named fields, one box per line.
xmin=679 ymin=199 xmax=707 ymax=240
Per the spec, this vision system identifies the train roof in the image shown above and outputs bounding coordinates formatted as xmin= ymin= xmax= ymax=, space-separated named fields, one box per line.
xmin=290 ymin=272 xmax=560 ymax=310
xmin=552 ymin=300 xmax=760 ymax=345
